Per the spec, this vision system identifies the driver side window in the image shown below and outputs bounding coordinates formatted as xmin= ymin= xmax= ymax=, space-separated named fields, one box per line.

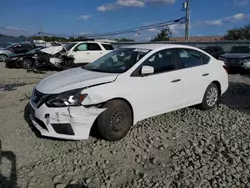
xmin=142 ymin=49 xmax=177 ymax=74
xmin=75 ymin=43 xmax=88 ymax=51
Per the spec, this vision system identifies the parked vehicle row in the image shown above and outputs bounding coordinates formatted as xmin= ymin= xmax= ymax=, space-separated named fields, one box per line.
xmin=3 ymin=41 xmax=115 ymax=70
xmin=29 ymin=44 xmax=229 ymax=141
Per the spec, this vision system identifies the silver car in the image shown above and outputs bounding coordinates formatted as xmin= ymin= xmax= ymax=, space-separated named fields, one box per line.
xmin=0 ymin=48 xmax=13 ymax=61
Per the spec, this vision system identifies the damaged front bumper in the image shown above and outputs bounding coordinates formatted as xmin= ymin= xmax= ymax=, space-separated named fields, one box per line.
xmin=29 ymin=102 xmax=105 ymax=140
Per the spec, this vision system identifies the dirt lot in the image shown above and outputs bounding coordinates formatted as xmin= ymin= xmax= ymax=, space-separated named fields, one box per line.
xmin=0 ymin=63 xmax=250 ymax=188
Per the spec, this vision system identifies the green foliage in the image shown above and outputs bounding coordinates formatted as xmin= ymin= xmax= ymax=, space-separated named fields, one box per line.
xmin=224 ymin=24 xmax=250 ymax=40
xmin=151 ymin=27 xmax=172 ymax=42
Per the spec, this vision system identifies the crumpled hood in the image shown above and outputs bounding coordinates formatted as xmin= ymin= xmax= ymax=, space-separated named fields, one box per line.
xmin=40 ymin=46 xmax=63 ymax=55
xmin=221 ymin=53 xmax=250 ymax=58
xmin=35 ymin=67 xmax=119 ymax=94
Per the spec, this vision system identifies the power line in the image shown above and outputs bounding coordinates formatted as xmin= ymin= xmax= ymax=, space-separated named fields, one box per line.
xmin=84 ymin=17 xmax=186 ymax=38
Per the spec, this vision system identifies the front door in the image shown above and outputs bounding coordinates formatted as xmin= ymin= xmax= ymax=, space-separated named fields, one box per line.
xmin=129 ymin=49 xmax=183 ymax=120
xmin=72 ymin=43 xmax=90 ymax=64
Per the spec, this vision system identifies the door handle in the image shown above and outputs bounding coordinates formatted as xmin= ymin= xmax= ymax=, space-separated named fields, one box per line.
xmin=202 ymin=73 xmax=209 ymax=76
xmin=171 ymin=79 xmax=181 ymax=83
xmin=86 ymin=52 xmax=90 ymax=54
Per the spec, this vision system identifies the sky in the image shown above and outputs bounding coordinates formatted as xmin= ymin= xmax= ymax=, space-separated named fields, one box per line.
xmin=0 ymin=0 xmax=250 ymax=41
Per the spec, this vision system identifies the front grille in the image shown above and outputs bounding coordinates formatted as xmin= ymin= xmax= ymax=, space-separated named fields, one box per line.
xmin=31 ymin=89 xmax=47 ymax=108
xmin=225 ymin=58 xmax=242 ymax=66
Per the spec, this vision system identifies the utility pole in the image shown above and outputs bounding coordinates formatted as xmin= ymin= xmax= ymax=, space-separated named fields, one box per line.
xmin=183 ymin=0 xmax=190 ymax=41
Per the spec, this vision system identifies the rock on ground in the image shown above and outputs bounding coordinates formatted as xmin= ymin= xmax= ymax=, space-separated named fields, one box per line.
xmin=0 ymin=63 xmax=250 ymax=188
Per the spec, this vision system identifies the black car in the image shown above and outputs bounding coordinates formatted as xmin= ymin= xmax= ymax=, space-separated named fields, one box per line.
xmin=219 ymin=45 xmax=250 ymax=71
xmin=5 ymin=43 xmax=36 ymax=54
xmin=200 ymin=46 xmax=225 ymax=59
xmin=5 ymin=47 xmax=44 ymax=69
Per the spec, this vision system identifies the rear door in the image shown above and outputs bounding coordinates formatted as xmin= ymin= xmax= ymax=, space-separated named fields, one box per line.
xmin=176 ymin=48 xmax=212 ymax=107
xmin=87 ymin=43 xmax=104 ymax=62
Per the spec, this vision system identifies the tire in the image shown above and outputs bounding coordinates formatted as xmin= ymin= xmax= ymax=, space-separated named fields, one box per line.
xmin=0 ymin=54 xmax=7 ymax=62
xmin=97 ymin=100 xmax=133 ymax=141
xmin=20 ymin=59 xmax=33 ymax=69
xmin=200 ymin=83 xmax=219 ymax=110
xmin=63 ymin=59 xmax=74 ymax=67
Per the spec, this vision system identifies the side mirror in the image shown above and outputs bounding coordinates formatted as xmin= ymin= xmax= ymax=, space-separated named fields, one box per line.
xmin=73 ymin=48 xmax=78 ymax=52
xmin=141 ymin=65 xmax=154 ymax=76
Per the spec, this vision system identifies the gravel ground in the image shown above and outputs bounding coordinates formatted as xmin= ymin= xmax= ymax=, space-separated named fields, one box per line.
xmin=0 ymin=63 xmax=250 ymax=188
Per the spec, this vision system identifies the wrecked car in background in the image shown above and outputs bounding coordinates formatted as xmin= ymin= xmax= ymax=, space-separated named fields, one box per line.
xmin=219 ymin=45 xmax=250 ymax=72
xmin=0 ymin=43 xmax=36 ymax=61
xmin=5 ymin=46 xmax=44 ymax=69
xmin=48 ymin=41 xmax=114 ymax=68
xmin=29 ymin=44 xmax=228 ymax=141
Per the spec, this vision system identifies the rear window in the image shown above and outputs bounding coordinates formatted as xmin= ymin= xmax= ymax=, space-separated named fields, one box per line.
xmin=102 ymin=44 xmax=114 ymax=50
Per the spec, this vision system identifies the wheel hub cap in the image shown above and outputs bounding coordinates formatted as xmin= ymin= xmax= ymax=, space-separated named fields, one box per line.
xmin=110 ymin=109 xmax=126 ymax=132
xmin=206 ymin=87 xmax=218 ymax=107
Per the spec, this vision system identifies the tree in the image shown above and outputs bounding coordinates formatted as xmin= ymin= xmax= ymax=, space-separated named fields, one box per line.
xmin=151 ymin=27 xmax=172 ymax=42
xmin=224 ymin=24 xmax=250 ymax=40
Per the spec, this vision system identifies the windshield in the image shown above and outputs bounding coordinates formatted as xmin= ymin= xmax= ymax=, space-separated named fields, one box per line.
xmin=229 ymin=46 xmax=250 ymax=53
xmin=64 ymin=43 xmax=76 ymax=51
xmin=83 ymin=48 xmax=151 ymax=73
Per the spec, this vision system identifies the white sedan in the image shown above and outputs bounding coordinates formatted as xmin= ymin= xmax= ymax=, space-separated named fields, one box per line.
xmin=29 ymin=44 xmax=228 ymax=141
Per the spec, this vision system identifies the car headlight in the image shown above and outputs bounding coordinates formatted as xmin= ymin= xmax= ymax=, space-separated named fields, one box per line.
xmin=46 ymin=89 xmax=87 ymax=107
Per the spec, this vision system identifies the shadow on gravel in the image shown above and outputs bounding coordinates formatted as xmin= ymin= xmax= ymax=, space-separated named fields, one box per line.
xmin=220 ymin=81 xmax=250 ymax=115
xmin=0 ymin=141 xmax=17 ymax=188
xmin=0 ymin=83 xmax=27 ymax=91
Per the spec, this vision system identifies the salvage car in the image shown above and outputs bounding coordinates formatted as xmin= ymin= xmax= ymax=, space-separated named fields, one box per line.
xmin=219 ymin=45 xmax=250 ymax=71
xmin=29 ymin=44 xmax=229 ymax=141
xmin=200 ymin=46 xmax=225 ymax=59
xmin=49 ymin=41 xmax=114 ymax=67
xmin=5 ymin=46 xmax=44 ymax=69
xmin=0 ymin=43 xmax=36 ymax=62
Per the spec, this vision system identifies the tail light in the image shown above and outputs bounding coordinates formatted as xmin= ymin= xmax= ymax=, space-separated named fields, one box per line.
xmin=223 ymin=65 xmax=228 ymax=73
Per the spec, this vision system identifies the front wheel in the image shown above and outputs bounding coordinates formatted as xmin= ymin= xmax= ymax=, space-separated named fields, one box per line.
xmin=20 ymin=59 xmax=33 ymax=69
xmin=97 ymin=100 xmax=133 ymax=141
xmin=0 ymin=54 xmax=7 ymax=62
xmin=200 ymin=83 xmax=219 ymax=110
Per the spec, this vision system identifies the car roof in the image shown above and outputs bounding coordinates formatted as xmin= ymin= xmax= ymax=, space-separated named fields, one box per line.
xmin=123 ymin=44 xmax=200 ymax=50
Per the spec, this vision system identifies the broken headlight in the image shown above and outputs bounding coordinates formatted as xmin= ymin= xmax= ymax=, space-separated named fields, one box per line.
xmin=46 ymin=89 xmax=87 ymax=107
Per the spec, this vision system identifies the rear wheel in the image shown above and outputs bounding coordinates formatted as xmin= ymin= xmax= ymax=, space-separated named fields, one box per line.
xmin=97 ymin=100 xmax=133 ymax=141
xmin=0 ymin=54 xmax=7 ymax=62
xmin=200 ymin=83 xmax=219 ymax=110
xmin=20 ymin=59 xmax=33 ymax=69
